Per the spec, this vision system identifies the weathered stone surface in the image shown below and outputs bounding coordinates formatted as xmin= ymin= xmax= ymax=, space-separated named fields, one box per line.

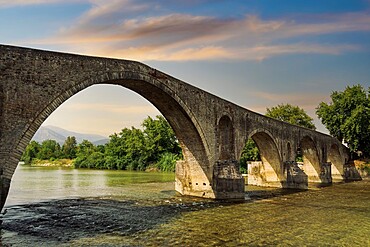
xmin=0 ymin=45 xmax=351 ymax=210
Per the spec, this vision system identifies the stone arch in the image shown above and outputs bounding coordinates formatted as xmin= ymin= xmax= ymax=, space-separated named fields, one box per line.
xmin=328 ymin=143 xmax=344 ymax=182
xmin=246 ymin=129 xmax=283 ymax=186
xmin=299 ymin=136 xmax=321 ymax=183
xmin=218 ymin=115 xmax=234 ymax=160
xmin=7 ymin=70 xmax=213 ymax=200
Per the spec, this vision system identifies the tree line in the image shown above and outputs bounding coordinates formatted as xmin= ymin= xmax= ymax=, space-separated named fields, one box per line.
xmin=21 ymin=116 xmax=182 ymax=172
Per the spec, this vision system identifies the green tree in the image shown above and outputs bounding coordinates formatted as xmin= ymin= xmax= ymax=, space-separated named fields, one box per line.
xmin=74 ymin=140 xmax=101 ymax=168
xmin=21 ymin=140 xmax=41 ymax=164
xmin=62 ymin=136 xmax=77 ymax=159
xmin=239 ymin=138 xmax=260 ymax=173
xmin=266 ymin=103 xmax=316 ymax=130
xmin=37 ymin=140 xmax=61 ymax=160
xmin=102 ymin=116 xmax=182 ymax=171
xmin=104 ymin=128 xmax=147 ymax=170
xmin=316 ymin=85 xmax=370 ymax=156
xmin=142 ymin=115 xmax=182 ymax=163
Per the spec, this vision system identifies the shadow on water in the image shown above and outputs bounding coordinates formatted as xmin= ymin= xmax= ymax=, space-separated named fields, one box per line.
xmin=245 ymin=185 xmax=306 ymax=201
xmin=0 ymin=196 xmax=216 ymax=244
xmin=0 ymin=186 xmax=307 ymax=245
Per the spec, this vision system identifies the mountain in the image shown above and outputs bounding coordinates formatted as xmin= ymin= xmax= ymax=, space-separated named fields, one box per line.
xmin=32 ymin=125 xmax=109 ymax=145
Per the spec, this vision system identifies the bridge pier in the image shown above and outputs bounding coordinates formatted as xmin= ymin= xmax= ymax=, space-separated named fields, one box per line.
xmin=175 ymin=160 xmax=245 ymax=199
xmin=247 ymin=161 xmax=334 ymax=190
xmin=175 ymin=160 xmax=216 ymax=198
xmin=212 ymin=160 xmax=245 ymax=199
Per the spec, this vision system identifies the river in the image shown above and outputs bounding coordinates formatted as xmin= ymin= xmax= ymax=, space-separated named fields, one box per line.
xmin=1 ymin=165 xmax=369 ymax=246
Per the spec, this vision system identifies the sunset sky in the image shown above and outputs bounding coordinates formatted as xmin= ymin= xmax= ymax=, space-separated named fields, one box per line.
xmin=1 ymin=0 xmax=370 ymax=136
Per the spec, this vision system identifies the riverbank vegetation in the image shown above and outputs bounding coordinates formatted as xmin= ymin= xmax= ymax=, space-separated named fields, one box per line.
xmin=21 ymin=116 xmax=182 ymax=172
xmin=317 ymin=84 xmax=370 ymax=157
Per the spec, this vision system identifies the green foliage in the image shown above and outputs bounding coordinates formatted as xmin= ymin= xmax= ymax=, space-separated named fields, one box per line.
xmin=102 ymin=116 xmax=182 ymax=171
xmin=37 ymin=140 xmax=62 ymax=160
xmin=21 ymin=116 xmax=182 ymax=171
xmin=21 ymin=141 xmax=41 ymax=164
xmin=266 ymin=103 xmax=316 ymax=130
xmin=316 ymin=85 xmax=370 ymax=156
xmin=295 ymin=155 xmax=303 ymax=163
xmin=73 ymin=140 xmax=98 ymax=168
xmin=156 ymin=153 xmax=180 ymax=172
xmin=142 ymin=115 xmax=182 ymax=163
xmin=239 ymin=138 xmax=260 ymax=173
xmin=62 ymin=136 xmax=77 ymax=159
xmin=75 ymin=151 xmax=105 ymax=169
xmin=106 ymin=127 xmax=147 ymax=170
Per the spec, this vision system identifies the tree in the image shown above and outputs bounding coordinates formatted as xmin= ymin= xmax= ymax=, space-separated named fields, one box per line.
xmin=37 ymin=140 xmax=62 ymax=160
xmin=142 ymin=115 xmax=182 ymax=163
xmin=266 ymin=103 xmax=316 ymax=130
xmin=103 ymin=127 xmax=148 ymax=170
xmin=239 ymin=138 xmax=260 ymax=173
xmin=62 ymin=136 xmax=77 ymax=159
xmin=102 ymin=115 xmax=182 ymax=171
xmin=316 ymin=85 xmax=370 ymax=156
xmin=74 ymin=140 xmax=103 ymax=169
xmin=21 ymin=141 xmax=41 ymax=164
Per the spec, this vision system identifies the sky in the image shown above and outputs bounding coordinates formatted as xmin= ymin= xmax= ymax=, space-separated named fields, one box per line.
xmin=1 ymin=0 xmax=370 ymax=136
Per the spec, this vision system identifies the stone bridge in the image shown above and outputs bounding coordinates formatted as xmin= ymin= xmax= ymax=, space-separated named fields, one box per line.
xmin=0 ymin=45 xmax=351 ymax=210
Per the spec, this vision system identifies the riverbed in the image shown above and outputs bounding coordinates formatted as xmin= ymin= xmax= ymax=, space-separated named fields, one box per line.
xmin=1 ymin=166 xmax=369 ymax=246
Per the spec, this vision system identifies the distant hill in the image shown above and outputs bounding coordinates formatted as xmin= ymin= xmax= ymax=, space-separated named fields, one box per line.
xmin=32 ymin=125 xmax=109 ymax=145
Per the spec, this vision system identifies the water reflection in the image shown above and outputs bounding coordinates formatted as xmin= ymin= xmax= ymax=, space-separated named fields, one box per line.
xmin=6 ymin=166 xmax=175 ymax=207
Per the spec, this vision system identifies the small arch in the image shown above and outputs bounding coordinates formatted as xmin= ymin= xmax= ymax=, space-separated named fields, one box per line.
xmin=328 ymin=144 xmax=344 ymax=182
xmin=299 ymin=136 xmax=321 ymax=183
xmin=218 ymin=115 xmax=234 ymax=160
xmin=243 ymin=129 xmax=283 ymax=187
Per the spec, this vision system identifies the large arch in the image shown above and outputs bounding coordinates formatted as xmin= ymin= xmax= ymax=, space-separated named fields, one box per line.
xmin=5 ymin=71 xmax=215 ymax=206
xmin=300 ymin=136 xmax=321 ymax=183
xmin=328 ymin=144 xmax=344 ymax=182
xmin=246 ymin=129 xmax=283 ymax=187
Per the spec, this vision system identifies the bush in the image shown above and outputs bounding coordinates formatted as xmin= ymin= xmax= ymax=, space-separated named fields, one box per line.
xmin=156 ymin=153 xmax=179 ymax=172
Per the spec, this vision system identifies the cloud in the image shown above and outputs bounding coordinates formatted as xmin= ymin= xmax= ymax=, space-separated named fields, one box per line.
xmin=24 ymin=1 xmax=370 ymax=61
xmin=0 ymin=0 xmax=84 ymax=8
xmin=78 ymin=43 xmax=358 ymax=62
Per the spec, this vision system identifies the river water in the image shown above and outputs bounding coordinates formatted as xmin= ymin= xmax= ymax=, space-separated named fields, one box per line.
xmin=1 ymin=166 xmax=369 ymax=246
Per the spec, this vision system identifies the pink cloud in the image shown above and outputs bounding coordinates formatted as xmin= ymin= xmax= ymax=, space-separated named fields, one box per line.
xmin=24 ymin=2 xmax=370 ymax=61
xmin=0 ymin=0 xmax=84 ymax=8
